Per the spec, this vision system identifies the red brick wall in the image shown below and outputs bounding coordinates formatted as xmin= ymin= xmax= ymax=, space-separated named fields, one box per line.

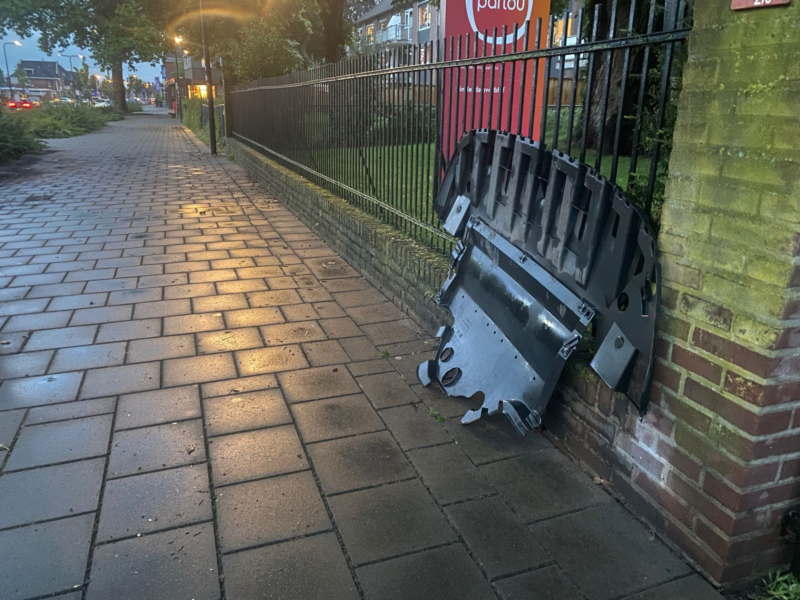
xmin=545 ymin=0 xmax=800 ymax=587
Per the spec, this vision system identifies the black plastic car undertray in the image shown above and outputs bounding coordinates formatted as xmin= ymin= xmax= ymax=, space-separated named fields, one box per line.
xmin=417 ymin=130 xmax=661 ymax=435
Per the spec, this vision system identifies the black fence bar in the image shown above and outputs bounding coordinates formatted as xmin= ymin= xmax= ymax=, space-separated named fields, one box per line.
xmin=230 ymin=1 xmax=691 ymax=252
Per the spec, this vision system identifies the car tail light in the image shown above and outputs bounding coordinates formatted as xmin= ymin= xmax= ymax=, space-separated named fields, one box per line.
xmin=8 ymin=102 xmax=17 ymax=108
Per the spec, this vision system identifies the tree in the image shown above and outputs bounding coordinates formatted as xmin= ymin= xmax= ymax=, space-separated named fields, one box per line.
xmin=13 ymin=63 xmax=30 ymax=93
xmin=0 ymin=0 xmax=167 ymax=111
xmin=74 ymin=62 xmax=92 ymax=100
xmin=227 ymin=19 xmax=305 ymax=81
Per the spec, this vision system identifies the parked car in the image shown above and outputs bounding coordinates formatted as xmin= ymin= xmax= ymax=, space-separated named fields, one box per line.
xmin=94 ymin=99 xmax=112 ymax=108
xmin=7 ymin=100 xmax=32 ymax=110
xmin=59 ymin=97 xmax=75 ymax=104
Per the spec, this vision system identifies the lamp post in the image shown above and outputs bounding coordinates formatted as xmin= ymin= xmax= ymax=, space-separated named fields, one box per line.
xmin=199 ymin=0 xmax=217 ymax=154
xmin=57 ymin=53 xmax=83 ymax=101
xmin=3 ymin=40 xmax=21 ymax=101
xmin=173 ymin=36 xmax=183 ymax=121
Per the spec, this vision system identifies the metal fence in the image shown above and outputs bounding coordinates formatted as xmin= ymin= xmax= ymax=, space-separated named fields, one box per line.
xmin=230 ymin=0 xmax=691 ymax=253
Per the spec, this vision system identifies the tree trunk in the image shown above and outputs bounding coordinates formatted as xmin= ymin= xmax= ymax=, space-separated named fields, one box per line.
xmin=112 ymin=62 xmax=128 ymax=112
xmin=320 ymin=0 xmax=347 ymax=63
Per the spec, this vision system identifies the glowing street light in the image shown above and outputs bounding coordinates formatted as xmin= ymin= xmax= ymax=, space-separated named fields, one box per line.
xmin=3 ymin=40 xmax=22 ymax=100
xmin=57 ymin=53 xmax=84 ymax=99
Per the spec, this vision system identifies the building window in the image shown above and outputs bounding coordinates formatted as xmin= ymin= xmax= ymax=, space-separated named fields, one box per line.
xmin=366 ymin=24 xmax=375 ymax=43
xmin=24 ymin=68 xmax=34 ymax=75
xmin=418 ymin=1 xmax=431 ymax=30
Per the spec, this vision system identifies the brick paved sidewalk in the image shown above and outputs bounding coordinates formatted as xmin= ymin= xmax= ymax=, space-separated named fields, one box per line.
xmin=0 ymin=116 xmax=723 ymax=600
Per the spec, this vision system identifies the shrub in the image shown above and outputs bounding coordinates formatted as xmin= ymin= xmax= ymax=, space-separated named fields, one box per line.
xmin=0 ymin=106 xmax=44 ymax=164
xmin=19 ymin=104 xmax=119 ymax=139
xmin=127 ymin=101 xmax=144 ymax=112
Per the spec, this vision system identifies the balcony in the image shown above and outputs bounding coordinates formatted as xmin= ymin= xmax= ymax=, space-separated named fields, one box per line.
xmin=373 ymin=24 xmax=412 ymax=46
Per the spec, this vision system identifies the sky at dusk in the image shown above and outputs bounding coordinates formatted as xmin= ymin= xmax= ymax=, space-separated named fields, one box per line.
xmin=1 ymin=31 xmax=163 ymax=82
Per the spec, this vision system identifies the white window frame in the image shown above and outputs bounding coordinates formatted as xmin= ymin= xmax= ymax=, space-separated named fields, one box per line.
xmin=418 ymin=1 xmax=431 ymax=30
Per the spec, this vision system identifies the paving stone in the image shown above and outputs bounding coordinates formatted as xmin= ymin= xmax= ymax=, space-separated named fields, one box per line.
xmin=0 ymin=408 xmax=25 ymax=445
xmin=217 ymin=279 xmax=269 ymax=294
xmin=224 ymin=532 xmax=359 ymax=600
xmin=311 ymin=301 xmax=345 ymax=318
xmin=0 ymin=331 xmax=30 ymax=354
xmin=259 ymin=321 xmax=327 ymax=345
xmin=619 ymin=575 xmax=723 ymax=600
xmin=235 ymin=344 xmax=308 ymax=375
xmin=223 ymin=306 xmax=283 ymax=329
xmin=308 ymin=430 xmax=414 ymax=494
xmin=305 ymin=256 xmax=360 ymax=279
xmin=380 ymin=404 xmax=453 ymax=450
xmin=337 ymin=337 xmax=381 ymax=362
xmin=48 ymin=292 xmax=107 ymax=311
xmin=361 ymin=319 xmax=427 ymax=346
xmin=97 ymin=463 xmax=212 ymax=542
xmin=332 ymin=288 xmax=388 ymax=308
xmin=201 ymin=374 xmax=279 ymax=398
xmin=300 ymin=339 xmax=350 ymax=367
xmin=50 ymin=341 xmax=127 ymax=373
xmin=204 ymin=389 xmax=291 ymax=436
xmin=132 ymin=298 xmax=190 ymax=319
xmin=346 ymin=302 xmax=407 ymax=325
xmin=163 ymin=312 xmax=225 ymax=335
xmin=197 ymin=327 xmax=263 ymax=354
xmin=86 ymin=523 xmax=220 ymax=600
xmin=279 ymin=365 xmax=360 ymax=403
xmin=482 ymin=449 xmax=610 ymax=523
xmin=108 ymin=420 xmax=206 ymax=478
xmin=291 ymin=394 xmax=385 ymax=443
xmin=298 ymin=287 xmax=334 ymax=302
xmin=358 ymin=371 xmax=419 ymax=409
xmin=163 ymin=353 xmax=237 ymax=386
xmin=389 ymin=352 xmax=434 ymax=381
xmin=128 ymin=333 xmax=196 ymax=363
xmin=408 ymin=444 xmax=495 ymax=505
xmin=6 ymin=415 xmax=112 ymax=470
xmin=0 ymin=514 xmax=94 ymax=600
xmin=329 ymin=479 xmax=457 ymax=565
xmin=70 ymin=304 xmax=132 ymax=326
xmin=0 ymin=372 xmax=83 ymax=409
xmin=116 ymin=385 xmax=201 ymax=430
xmin=357 ymin=544 xmax=496 ymax=600
xmin=530 ymin=502 xmax=691 ymax=600
xmin=319 ymin=316 xmax=362 ymax=339
xmin=412 ymin=383 xmax=471 ymax=418
xmin=108 ymin=287 xmax=163 ymax=305
xmin=27 ymin=282 xmax=84 ymax=298
xmin=446 ymin=496 xmax=549 ymax=578
xmin=216 ymin=471 xmax=331 ymax=552
xmin=0 ymin=349 xmax=52 ymax=378
xmin=445 ymin=418 xmax=552 ymax=466
xmin=0 ymin=458 xmax=105 ymax=529
xmin=3 ymin=310 xmax=73 ymax=332
xmin=280 ymin=303 xmax=319 ymax=322
xmin=24 ymin=324 xmax=97 ymax=351
xmin=246 ymin=289 xmax=303 ymax=307
xmin=347 ymin=358 xmax=394 ymax=377
xmin=81 ymin=362 xmax=160 ymax=399
xmin=0 ymin=297 xmax=49 ymax=317
xmin=494 ymin=565 xmax=584 ymax=600
xmin=27 ymin=397 xmax=116 ymax=425
xmin=163 ymin=282 xmax=216 ymax=299
xmin=210 ymin=424 xmax=307 ymax=486
xmin=96 ymin=318 xmax=160 ymax=342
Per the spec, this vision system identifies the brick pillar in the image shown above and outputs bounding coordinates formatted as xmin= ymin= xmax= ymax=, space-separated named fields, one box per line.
xmin=643 ymin=0 xmax=800 ymax=585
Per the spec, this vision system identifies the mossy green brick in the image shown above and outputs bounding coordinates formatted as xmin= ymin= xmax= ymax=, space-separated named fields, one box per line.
xmin=697 ymin=179 xmax=760 ymax=216
xmin=732 ymin=315 xmax=783 ymax=351
xmin=745 ymin=256 xmax=794 ymax=287
xmin=669 ymin=146 xmax=724 ymax=178
xmin=711 ymin=214 xmax=796 ymax=256
xmin=720 ymin=154 xmax=796 ymax=190
xmin=760 ymin=192 xmax=800 ymax=226
xmin=661 ymin=201 xmax=712 ymax=236
xmin=682 ymin=240 xmax=745 ymax=276
xmin=662 ymin=261 xmax=702 ymax=290
xmin=706 ymin=117 xmax=774 ymax=151
xmin=702 ymin=274 xmax=786 ymax=320
xmin=679 ymin=293 xmax=733 ymax=332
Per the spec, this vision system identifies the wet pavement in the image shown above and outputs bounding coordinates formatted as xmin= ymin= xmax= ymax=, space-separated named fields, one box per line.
xmin=0 ymin=115 xmax=724 ymax=600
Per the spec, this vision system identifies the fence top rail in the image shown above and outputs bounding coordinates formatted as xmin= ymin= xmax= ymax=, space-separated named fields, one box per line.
xmin=232 ymin=27 xmax=690 ymax=94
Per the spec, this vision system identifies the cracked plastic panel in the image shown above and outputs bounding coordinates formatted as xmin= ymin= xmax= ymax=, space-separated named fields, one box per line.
xmin=419 ymin=130 xmax=660 ymax=434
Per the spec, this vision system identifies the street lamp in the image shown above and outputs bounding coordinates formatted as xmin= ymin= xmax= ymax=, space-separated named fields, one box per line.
xmin=173 ymin=36 xmax=183 ymax=121
xmin=58 ymin=53 xmax=83 ymax=100
xmin=3 ymin=40 xmax=21 ymax=101
xmin=199 ymin=0 xmax=217 ymax=154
